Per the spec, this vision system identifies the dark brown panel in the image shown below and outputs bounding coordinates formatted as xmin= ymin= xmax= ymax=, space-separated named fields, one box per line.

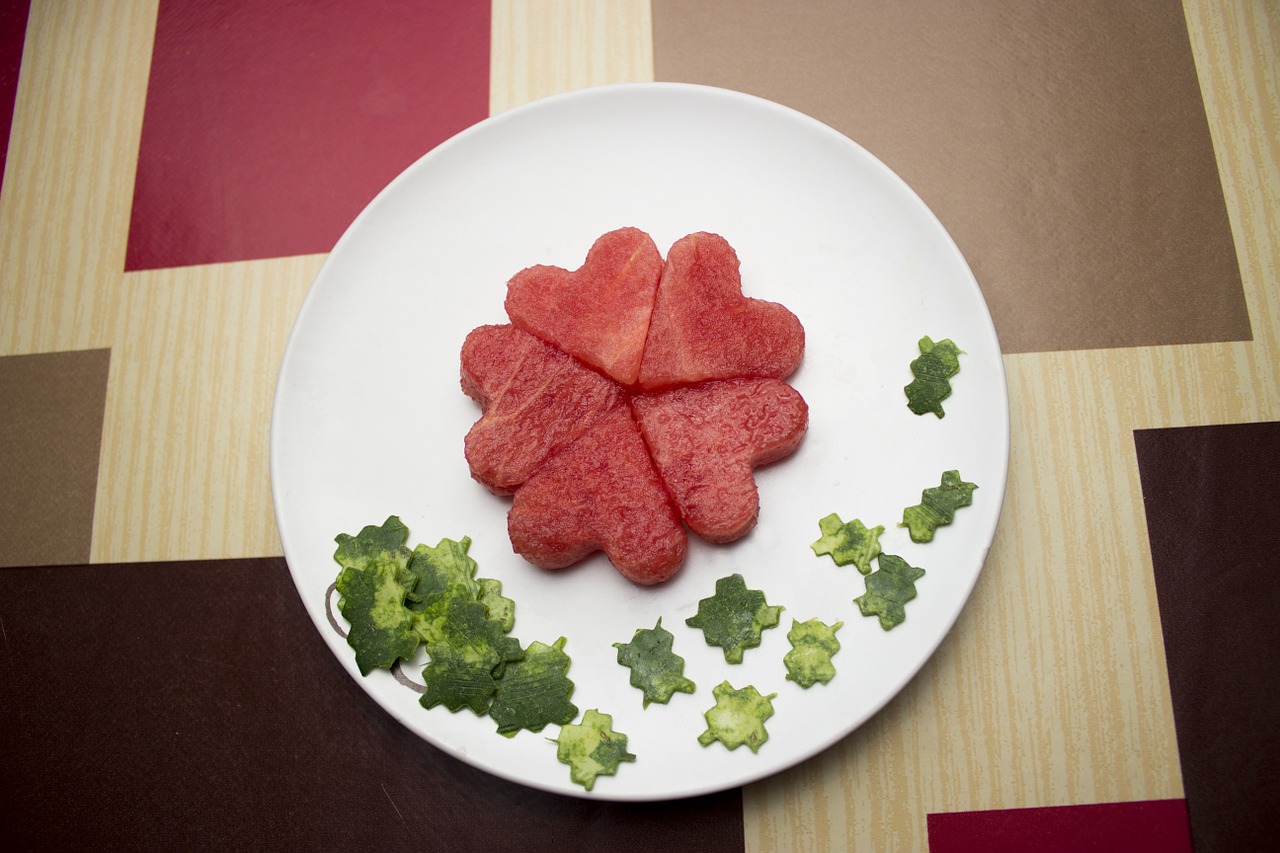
xmin=653 ymin=0 xmax=1249 ymax=354
xmin=1134 ymin=421 xmax=1280 ymax=852
xmin=0 ymin=557 xmax=745 ymax=851
xmin=0 ymin=348 xmax=111 ymax=568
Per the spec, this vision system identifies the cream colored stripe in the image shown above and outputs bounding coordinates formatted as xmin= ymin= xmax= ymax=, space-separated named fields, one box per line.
xmin=1183 ymin=0 xmax=1280 ymax=413
xmin=89 ymin=256 xmax=320 ymax=564
xmin=742 ymin=0 xmax=1280 ymax=849
xmin=0 ymin=0 xmax=157 ymax=356
xmin=489 ymin=0 xmax=654 ymax=115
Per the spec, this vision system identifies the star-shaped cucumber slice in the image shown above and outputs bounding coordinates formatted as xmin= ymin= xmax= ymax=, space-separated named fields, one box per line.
xmin=332 ymin=516 xmax=419 ymax=675
xmin=419 ymin=597 xmax=523 ymax=714
xmin=783 ymin=618 xmax=844 ymax=688
xmin=552 ymin=709 xmax=636 ymax=791
xmin=810 ymin=513 xmax=885 ymax=574
xmin=686 ymin=573 xmax=784 ymax=664
xmin=855 ymin=554 xmax=926 ymax=630
xmin=334 ymin=556 xmax=421 ymax=676
xmin=614 ymin=618 xmax=696 ymax=707
xmin=901 ymin=470 xmax=977 ymax=543
xmin=697 ymin=681 xmax=776 ymax=753
xmin=489 ymin=637 xmax=579 ymax=737
xmin=333 ymin=515 xmax=413 ymax=575
xmin=904 ymin=335 xmax=962 ymax=417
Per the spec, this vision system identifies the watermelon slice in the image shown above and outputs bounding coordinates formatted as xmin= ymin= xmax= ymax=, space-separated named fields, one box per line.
xmin=506 ymin=406 xmax=688 ymax=586
xmin=636 ymin=232 xmax=804 ymax=391
xmin=504 ymin=227 xmax=664 ymax=386
xmin=461 ymin=324 xmax=623 ymax=494
xmin=632 ymin=378 xmax=809 ymax=543
xmin=462 ymin=229 xmax=809 ymax=584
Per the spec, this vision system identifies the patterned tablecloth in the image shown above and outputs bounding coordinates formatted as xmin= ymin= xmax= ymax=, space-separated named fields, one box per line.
xmin=2 ymin=2 xmax=1276 ymax=850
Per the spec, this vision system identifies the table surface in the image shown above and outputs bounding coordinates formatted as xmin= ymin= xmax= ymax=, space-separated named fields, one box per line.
xmin=2 ymin=2 xmax=1277 ymax=851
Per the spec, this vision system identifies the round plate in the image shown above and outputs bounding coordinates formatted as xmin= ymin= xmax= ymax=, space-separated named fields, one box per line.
xmin=271 ymin=82 xmax=1009 ymax=801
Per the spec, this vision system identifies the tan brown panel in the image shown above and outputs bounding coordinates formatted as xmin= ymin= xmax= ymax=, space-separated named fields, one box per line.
xmin=653 ymin=0 xmax=1250 ymax=355
xmin=0 ymin=348 xmax=110 ymax=567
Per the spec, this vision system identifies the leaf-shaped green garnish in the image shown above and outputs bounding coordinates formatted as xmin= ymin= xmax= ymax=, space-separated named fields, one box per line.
xmin=403 ymin=536 xmax=481 ymax=640
xmin=810 ymin=513 xmax=885 ymax=574
xmin=400 ymin=536 xmax=518 ymax=648
xmin=420 ymin=597 xmax=523 ymax=714
xmin=332 ymin=522 xmax=521 ymax=687
xmin=419 ymin=654 xmax=501 ymax=715
xmin=334 ymin=557 xmax=421 ymax=676
xmin=783 ymin=618 xmax=844 ymax=687
xmin=697 ymin=681 xmax=776 ymax=753
xmin=333 ymin=515 xmax=413 ymax=575
xmin=904 ymin=336 xmax=962 ymax=417
xmin=405 ymin=535 xmax=479 ymax=601
xmin=901 ymin=470 xmax=978 ymax=543
xmin=490 ymin=637 xmax=579 ymax=737
xmin=855 ymin=554 xmax=926 ymax=630
xmin=552 ymin=709 xmax=636 ymax=791
xmin=686 ymin=574 xmax=784 ymax=664
xmin=614 ymin=618 xmax=696 ymax=707
xmin=333 ymin=516 xmax=420 ymax=675
xmin=477 ymin=577 xmax=516 ymax=634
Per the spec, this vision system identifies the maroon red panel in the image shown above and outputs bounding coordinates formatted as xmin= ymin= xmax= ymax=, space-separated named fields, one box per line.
xmin=0 ymin=0 xmax=31 ymax=194
xmin=125 ymin=0 xmax=490 ymax=270
xmin=927 ymin=799 xmax=1191 ymax=852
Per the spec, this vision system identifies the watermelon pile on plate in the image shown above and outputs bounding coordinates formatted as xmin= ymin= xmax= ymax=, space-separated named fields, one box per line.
xmin=461 ymin=228 xmax=807 ymax=585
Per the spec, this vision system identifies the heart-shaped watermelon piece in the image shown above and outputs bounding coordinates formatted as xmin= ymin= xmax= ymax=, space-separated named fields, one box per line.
xmin=636 ymin=232 xmax=804 ymax=391
xmin=463 ymin=228 xmax=809 ymax=584
xmin=461 ymin=324 xmax=623 ymax=494
xmin=504 ymin=227 xmax=664 ymax=386
xmin=506 ymin=405 xmax=687 ymax=585
xmin=632 ymin=378 xmax=809 ymax=543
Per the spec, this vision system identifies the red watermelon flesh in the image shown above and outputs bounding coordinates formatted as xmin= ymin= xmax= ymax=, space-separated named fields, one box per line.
xmin=504 ymin=227 xmax=664 ymax=386
xmin=632 ymin=378 xmax=809 ymax=543
xmin=461 ymin=324 xmax=623 ymax=495
xmin=636 ymin=232 xmax=805 ymax=391
xmin=506 ymin=405 xmax=688 ymax=586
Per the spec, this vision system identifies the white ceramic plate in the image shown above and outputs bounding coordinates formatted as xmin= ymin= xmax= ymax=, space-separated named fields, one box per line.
xmin=271 ymin=82 xmax=1009 ymax=801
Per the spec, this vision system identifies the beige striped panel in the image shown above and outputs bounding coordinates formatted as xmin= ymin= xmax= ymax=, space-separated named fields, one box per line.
xmin=0 ymin=0 xmax=155 ymax=356
xmin=489 ymin=0 xmax=654 ymax=115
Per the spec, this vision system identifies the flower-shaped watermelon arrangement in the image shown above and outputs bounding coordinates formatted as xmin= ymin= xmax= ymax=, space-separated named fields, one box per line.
xmin=460 ymin=227 xmax=809 ymax=585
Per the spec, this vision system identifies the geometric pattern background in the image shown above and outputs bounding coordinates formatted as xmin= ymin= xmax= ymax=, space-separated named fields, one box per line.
xmin=1 ymin=1 xmax=1277 ymax=850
